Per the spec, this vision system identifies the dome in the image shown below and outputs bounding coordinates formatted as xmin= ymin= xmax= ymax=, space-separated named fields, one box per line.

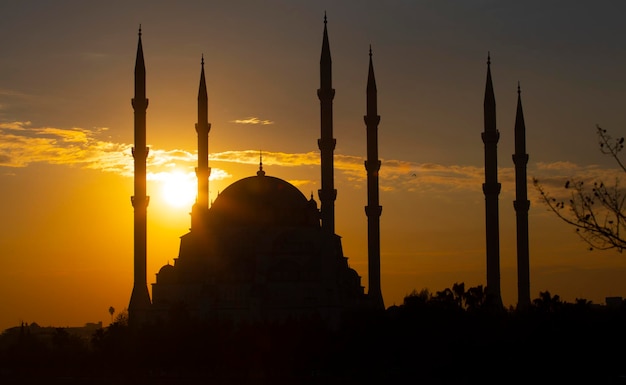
xmin=156 ymin=263 xmax=176 ymax=284
xmin=210 ymin=173 xmax=313 ymax=227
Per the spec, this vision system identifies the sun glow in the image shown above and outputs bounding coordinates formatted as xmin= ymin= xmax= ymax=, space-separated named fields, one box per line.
xmin=159 ymin=171 xmax=197 ymax=208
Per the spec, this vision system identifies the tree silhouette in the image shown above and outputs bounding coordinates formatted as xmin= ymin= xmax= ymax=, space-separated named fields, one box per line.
xmin=112 ymin=309 xmax=128 ymax=326
xmin=451 ymin=282 xmax=465 ymax=308
xmin=532 ymin=290 xmax=562 ymax=313
xmin=403 ymin=288 xmax=430 ymax=307
xmin=2 ymin=285 xmax=625 ymax=383
xmin=464 ymin=285 xmax=486 ymax=311
xmin=534 ymin=125 xmax=626 ymax=251
xmin=108 ymin=306 xmax=115 ymax=324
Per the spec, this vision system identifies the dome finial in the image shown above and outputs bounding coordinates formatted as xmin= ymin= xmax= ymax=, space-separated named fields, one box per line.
xmin=487 ymin=51 xmax=491 ymax=65
xmin=324 ymin=11 xmax=327 ymax=24
xmin=517 ymin=81 xmax=521 ymax=95
xmin=369 ymin=44 xmax=372 ymax=57
xmin=201 ymin=53 xmax=204 ymax=66
xmin=257 ymin=150 xmax=265 ymax=176
xmin=138 ymin=24 xmax=142 ymax=37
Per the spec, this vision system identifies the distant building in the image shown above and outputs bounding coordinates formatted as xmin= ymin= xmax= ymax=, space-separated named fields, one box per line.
xmin=129 ymin=17 xmax=384 ymax=326
xmin=1 ymin=321 xmax=102 ymax=343
xmin=605 ymin=296 xmax=623 ymax=309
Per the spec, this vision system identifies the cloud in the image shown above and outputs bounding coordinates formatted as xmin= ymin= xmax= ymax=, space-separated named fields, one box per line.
xmin=208 ymin=150 xmax=319 ymax=168
xmin=0 ymin=121 xmax=116 ymax=168
xmin=0 ymin=89 xmax=30 ymax=98
xmin=0 ymin=121 xmax=226 ymax=180
xmin=208 ymin=168 xmax=231 ymax=181
xmin=0 ymin=121 xmax=528 ymax=194
xmin=535 ymin=161 xmax=581 ymax=172
xmin=224 ymin=151 xmax=488 ymax=194
xmin=531 ymin=161 xmax=622 ymax=185
xmin=286 ymin=180 xmax=313 ymax=189
xmin=380 ymin=162 xmax=485 ymax=193
xmin=529 ymin=161 xmax=625 ymax=202
xmin=3 ymin=121 xmax=623 ymax=198
xmin=230 ymin=117 xmax=274 ymax=125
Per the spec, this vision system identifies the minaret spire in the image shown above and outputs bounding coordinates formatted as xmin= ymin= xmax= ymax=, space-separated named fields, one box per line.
xmin=317 ymin=13 xmax=337 ymax=235
xmin=257 ymin=150 xmax=265 ymax=176
xmin=364 ymin=46 xmax=384 ymax=310
xmin=482 ymin=53 xmax=503 ymax=308
xmin=129 ymin=26 xmax=152 ymax=325
xmin=513 ymin=82 xmax=531 ymax=309
xmin=191 ymin=54 xmax=211 ymax=231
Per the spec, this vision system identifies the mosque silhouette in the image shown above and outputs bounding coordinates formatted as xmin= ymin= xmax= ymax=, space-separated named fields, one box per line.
xmin=127 ymin=16 xmax=531 ymax=327
xmin=127 ymin=17 xmax=385 ymax=327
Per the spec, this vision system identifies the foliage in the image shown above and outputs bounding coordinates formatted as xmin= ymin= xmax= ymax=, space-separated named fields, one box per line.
xmin=2 ymin=287 xmax=626 ymax=383
xmin=534 ymin=125 xmax=626 ymax=251
xmin=403 ymin=282 xmax=490 ymax=312
xmin=532 ymin=290 xmax=563 ymax=313
xmin=112 ymin=308 xmax=128 ymax=326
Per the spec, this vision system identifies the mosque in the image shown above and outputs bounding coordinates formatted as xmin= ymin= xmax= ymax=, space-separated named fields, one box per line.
xmin=127 ymin=18 xmax=385 ymax=326
xmin=127 ymin=14 xmax=533 ymax=326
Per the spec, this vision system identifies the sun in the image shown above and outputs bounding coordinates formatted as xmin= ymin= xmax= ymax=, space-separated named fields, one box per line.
xmin=160 ymin=171 xmax=197 ymax=208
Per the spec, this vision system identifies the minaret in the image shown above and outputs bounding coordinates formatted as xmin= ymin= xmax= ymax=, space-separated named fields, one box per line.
xmin=513 ymin=83 xmax=531 ymax=309
xmin=317 ymin=13 xmax=337 ymax=235
xmin=364 ymin=47 xmax=384 ymax=310
xmin=191 ymin=55 xmax=211 ymax=231
xmin=129 ymin=26 xmax=152 ymax=323
xmin=482 ymin=53 xmax=503 ymax=307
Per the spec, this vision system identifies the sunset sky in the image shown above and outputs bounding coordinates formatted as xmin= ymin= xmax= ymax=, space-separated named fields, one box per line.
xmin=2 ymin=1 xmax=626 ymax=331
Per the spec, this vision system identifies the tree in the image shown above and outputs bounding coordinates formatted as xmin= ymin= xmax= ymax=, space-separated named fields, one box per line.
xmin=532 ymin=290 xmax=562 ymax=313
xmin=534 ymin=125 xmax=626 ymax=252
xmin=112 ymin=309 xmax=128 ymax=326
xmin=108 ymin=306 xmax=115 ymax=324
xmin=403 ymin=288 xmax=430 ymax=307
xmin=464 ymin=285 xmax=486 ymax=312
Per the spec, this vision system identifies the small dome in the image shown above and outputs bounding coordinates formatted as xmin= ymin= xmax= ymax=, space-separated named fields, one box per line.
xmin=157 ymin=263 xmax=176 ymax=284
xmin=210 ymin=174 xmax=311 ymax=227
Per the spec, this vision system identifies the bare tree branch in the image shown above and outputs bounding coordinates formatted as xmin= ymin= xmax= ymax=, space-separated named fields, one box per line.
xmin=597 ymin=124 xmax=626 ymax=173
xmin=533 ymin=126 xmax=626 ymax=252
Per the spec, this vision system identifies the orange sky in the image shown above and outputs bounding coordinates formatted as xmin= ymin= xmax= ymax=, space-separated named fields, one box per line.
xmin=2 ymin=1 xmax=626 ymax=331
